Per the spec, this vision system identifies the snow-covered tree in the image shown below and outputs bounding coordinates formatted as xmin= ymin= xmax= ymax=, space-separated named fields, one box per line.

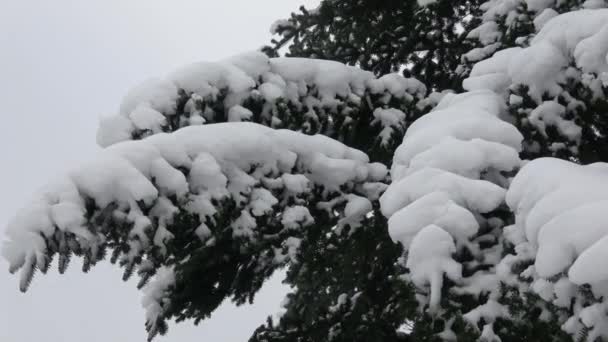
xmin=6 ymin=1 xmax=608 ymax=342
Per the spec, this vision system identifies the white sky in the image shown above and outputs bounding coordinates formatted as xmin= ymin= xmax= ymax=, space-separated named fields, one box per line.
xmin=0 ymin=1 xmax=319 ymax=341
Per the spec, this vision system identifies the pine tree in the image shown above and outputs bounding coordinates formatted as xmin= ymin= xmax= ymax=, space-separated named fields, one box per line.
xmin=7 ymin=2 xmax=608 ymax=342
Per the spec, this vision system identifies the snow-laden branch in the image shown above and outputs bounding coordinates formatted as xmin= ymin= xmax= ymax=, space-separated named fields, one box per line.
xmin=3 ymin=121 xmax=386 ymax=339
xmin=506 ymin=158 xmax=608 ymax=340
xmin=380 ymin=89 xmax=522 ymax=338
xmin=381 ymin=8 xmax=608 ymax=340
xmin=97 ymin=51 xmax=428 ymax=165
xmin=465 ymin=9 xmax=608 ymax=162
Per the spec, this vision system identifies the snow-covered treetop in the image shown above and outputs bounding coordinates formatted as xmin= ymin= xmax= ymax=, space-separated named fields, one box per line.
xmin=98 ymin=51 xmax=428 ymax=165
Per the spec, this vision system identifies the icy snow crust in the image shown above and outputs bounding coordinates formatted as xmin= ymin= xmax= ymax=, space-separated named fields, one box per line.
xmin=98 ymin=51 xmax=426 ymax=148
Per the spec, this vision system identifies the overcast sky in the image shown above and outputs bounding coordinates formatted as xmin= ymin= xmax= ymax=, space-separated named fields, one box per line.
xmin=0 ymin=1 xmax=319 ymax=341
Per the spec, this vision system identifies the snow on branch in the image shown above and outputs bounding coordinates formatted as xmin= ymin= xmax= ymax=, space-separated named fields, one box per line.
xmin=465 ymin=9 xmax=608 ymax=161
xmin=3 ymin=121 xmax=386 ymax=339
xmin=506 ymin=157 xmax=608 ymax=340
xmin=380 ymin=89 xmax=522 ymax=334
xmin=97 ymin=52 xmax=429 ymax=164
xmin=385 ymin=8 xmax=608 ymax=339
xmin=466 ymin=9 xmax=608 ymax=98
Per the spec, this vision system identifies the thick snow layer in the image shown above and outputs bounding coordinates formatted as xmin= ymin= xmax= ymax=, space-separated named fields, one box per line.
xmin=269 ymin=58 xmax=372 ymax=100
xmin=508 ymin=159 xmax=608 ymax=279
xmin=466 ymin=10 xmax=608 ymax=97
xmin=395 ymin=6 xmax=608 ymax=338
xmin=569 ymin=234 xmax=608 ymax=284
xmin=467 ymin=22 xmax=501 ymax=46
xmin=381 ymin=85 xmax=522 ymax=318
xmin=368 ymin=73 xmax=427 ymax=99
xmin=535 ymin=201 xmax=608 ymax=277
xmin=388 ymin=192 xmax=479 ymax=249
xmin=3 ymin=122 xmax=381 ymax=290
xmin=524 ymin=184 xmax=608 ymax=245
xmin=119 ymin=78 xmax=178 ymax=117
xmin=129 ymin=105 xmax=167 ymax=133
xmin=506 ymin=158 xmax=608 ymax=227
xmin=534 ymin=8 xmax=558 ymax=31
xmin=506 ymin=157 xmax=608 ymax=339
xmin=391 ymin=90 xmax=522 ymax=181
xmin=169 ymin=61 xmax=254 ymax=100
xmin=406 ymin=225 xmax=461 ymax=313
xmin=407 ymin=137 xmax=520 ymax=178
xmin=381 ymin=167 xmax=506 ymax=217
xmin=97 ymin=52 xmax=425 ymax=147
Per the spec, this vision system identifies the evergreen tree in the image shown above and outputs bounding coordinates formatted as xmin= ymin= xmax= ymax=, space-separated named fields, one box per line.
xmin=6 ymin=2 xmax=608 ymax=342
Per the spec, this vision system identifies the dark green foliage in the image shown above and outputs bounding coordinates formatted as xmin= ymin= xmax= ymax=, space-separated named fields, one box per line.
xmin=127 ymin=75 xmax=428 ymax=167
xmin=251 ymin=210 xmax=416 ymax=342
xmin=508 ymin=73 xmax=608 ymax=164
xmin=265 ymin=0 xmax=482 ymax=90
xmin=459 ymin=1 xmax=597 ymax=84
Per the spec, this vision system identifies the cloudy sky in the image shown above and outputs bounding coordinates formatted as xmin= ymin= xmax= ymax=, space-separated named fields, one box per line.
xmin=0 ymin=1 xmax=318 ymax=341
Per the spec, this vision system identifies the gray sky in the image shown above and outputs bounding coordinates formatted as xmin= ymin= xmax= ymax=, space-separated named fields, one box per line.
xmin=0 ymin=1 xmax=319 ymax=341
